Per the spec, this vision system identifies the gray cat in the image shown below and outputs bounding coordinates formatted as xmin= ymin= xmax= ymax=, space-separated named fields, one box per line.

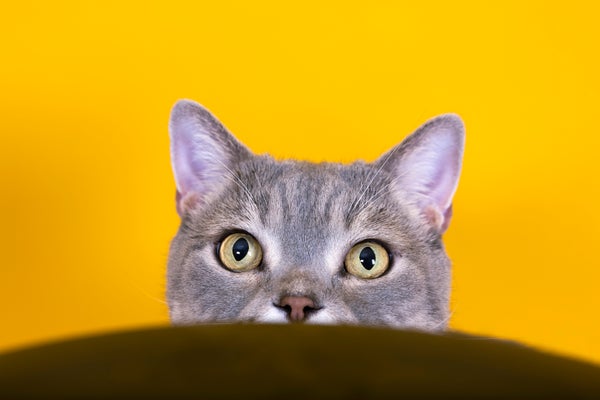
xmin=167 ymin=100 xmax=465 ymax=331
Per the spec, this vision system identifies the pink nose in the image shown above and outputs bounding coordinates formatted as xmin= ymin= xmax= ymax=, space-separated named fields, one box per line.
xmin=279 ymin=296 xmax=315 ymax=322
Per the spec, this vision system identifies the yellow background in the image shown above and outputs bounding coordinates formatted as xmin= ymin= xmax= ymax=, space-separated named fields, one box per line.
xmin=1 ymin=1 xmax=599 ymax=363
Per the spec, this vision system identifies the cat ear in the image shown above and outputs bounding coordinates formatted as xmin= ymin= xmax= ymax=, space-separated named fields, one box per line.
xmin=375 ymin=114 xmax=465 ymax=233
xmin=169 ymin=99 xmax=252 ymax=215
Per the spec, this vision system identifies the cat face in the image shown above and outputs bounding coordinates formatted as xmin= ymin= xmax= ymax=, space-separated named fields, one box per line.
xmin=167 ymin=100 xmax=464 ymax=331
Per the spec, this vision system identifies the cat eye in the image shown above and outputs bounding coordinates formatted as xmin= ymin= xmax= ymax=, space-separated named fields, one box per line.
xmin=218 ymin=232 xmax=263 ymax=272
xmin=345 ymin=241 xmax=390 ymax=279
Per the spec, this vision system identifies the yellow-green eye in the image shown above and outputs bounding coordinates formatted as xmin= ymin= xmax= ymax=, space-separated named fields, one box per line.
xmin=219 ymin=233 xmax=263 ymax=272
xmin=345 ymin=241 xmax=390 ymax=279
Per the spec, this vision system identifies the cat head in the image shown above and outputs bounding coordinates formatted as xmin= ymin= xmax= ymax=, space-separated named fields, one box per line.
xmin=167 ymin=100 xmax=464 ymax=330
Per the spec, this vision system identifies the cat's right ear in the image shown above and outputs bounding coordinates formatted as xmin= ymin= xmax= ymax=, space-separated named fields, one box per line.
xmin=169 ymin=100 xmax=252 ymax=216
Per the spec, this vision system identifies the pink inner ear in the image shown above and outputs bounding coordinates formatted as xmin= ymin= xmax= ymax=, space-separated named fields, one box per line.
xmin=169 ymin=107 xmax=230 ymax=213
xmin=175 ymin=190 xmax=201 ymax=216
xmin=421 ymin=133 xmax=462 ymax=211
xmin=441 ymin=204 xmax=453 ymax=233
xmin=392 ymin=121 xmax=464 ymax=232
xmin=169 ymin=100 xmax=254 ymax=217
xmin=171 ymin=120 xmax=200 ymax=196
xmin=424 ymin=203 xmax=452 ymax=233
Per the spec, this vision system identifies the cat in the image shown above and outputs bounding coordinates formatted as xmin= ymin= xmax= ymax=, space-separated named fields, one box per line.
xmin=166 ymin=100 xmax=465 ymax=331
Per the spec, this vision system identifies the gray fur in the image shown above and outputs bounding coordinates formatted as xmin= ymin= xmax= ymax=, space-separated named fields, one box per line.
xmin=167 ymin=100 xmax=465 ymax=331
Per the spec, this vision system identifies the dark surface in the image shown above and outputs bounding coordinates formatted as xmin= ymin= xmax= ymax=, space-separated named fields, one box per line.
xmin=1 ymin=324 xmax=599 ymax=399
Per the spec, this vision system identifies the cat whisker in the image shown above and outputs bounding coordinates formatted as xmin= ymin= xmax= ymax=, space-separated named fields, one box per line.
xmin=351 ymin=179 xmax=395 ymax=219
xmin=363 ymin=181 xmax=392 ymax=207
xmin=214 ymin=158 xmax=260 ymax=209
xmin=349 ymin=143 xmax=400 ymax=215
xmin=127 ymin=279 xmax=168 ymax=305
xmin=433 ymin=309 xmax=455 ymax=330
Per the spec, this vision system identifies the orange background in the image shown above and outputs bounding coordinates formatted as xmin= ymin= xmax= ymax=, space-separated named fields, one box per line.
xmin=1 ymin=1 xmax=599 ymax=363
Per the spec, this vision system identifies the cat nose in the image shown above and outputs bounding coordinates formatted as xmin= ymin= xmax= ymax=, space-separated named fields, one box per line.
xmin=278 ymin=296 xmax=316 ymax=322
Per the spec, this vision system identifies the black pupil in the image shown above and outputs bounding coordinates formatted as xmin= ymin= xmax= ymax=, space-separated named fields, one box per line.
xmin=232 ymin=238 xmax=249 ymax=261
xmin=359 ymin=247 xmax=376 ymax=270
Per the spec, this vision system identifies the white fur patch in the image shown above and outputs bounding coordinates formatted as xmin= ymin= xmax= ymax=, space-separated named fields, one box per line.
xmin=306 ymin=309 xmax=337 ymax=325
xmin=257 ymin=306 xmax=288 ymax=323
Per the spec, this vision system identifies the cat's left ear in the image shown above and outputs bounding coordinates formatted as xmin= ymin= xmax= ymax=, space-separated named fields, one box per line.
xmin=375 ymin=114 xmax=465 ymax=233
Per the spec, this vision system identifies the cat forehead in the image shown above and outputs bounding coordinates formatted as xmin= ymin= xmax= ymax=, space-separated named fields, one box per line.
xmin=238 ymin=156 xmax=386 ymax=191
xmin=231 ymin=158 xmax=392 ymax=215
xmin=218 ymin=156 xmax=407 ymax=233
